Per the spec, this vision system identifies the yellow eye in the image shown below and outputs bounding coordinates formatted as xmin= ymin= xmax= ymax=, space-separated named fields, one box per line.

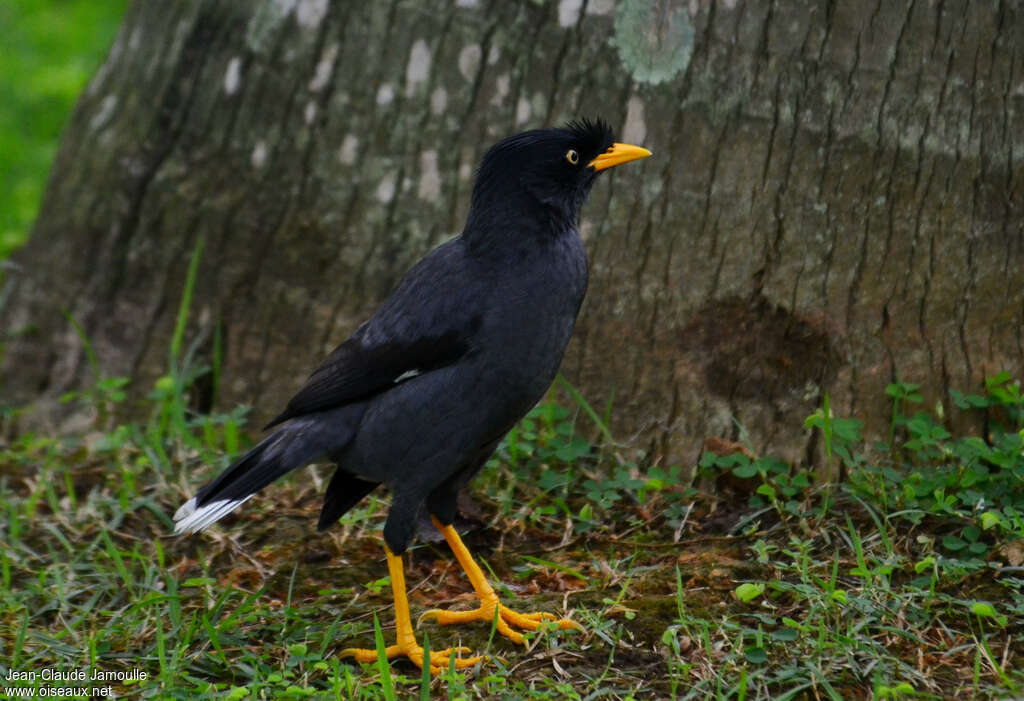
xmin=566 ymin=149 xmax=579 ymax=165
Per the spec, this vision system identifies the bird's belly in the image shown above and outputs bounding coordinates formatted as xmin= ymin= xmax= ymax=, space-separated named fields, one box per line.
xmin=339 ymin=365 xmax=506 ymax=487
xmin=483 ymin=323 xmax=571 ymax=405
xmin=474 ymin=261 xmax=586 ymax=426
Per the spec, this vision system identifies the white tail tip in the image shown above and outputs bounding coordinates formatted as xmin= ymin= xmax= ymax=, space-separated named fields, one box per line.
xmin=173 ymin=495 xmax=253 ymax=535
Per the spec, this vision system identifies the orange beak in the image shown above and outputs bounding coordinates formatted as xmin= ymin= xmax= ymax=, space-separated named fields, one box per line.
xmin=588 ymin=142 xmax=653 ymax=171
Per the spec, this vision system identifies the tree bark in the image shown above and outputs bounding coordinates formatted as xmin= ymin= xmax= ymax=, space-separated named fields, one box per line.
xmin=2 ymin=0 xmax=1022 ymax=467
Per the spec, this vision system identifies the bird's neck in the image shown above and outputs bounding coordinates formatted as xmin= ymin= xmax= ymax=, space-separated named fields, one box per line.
xmin=462 ymin=193 xmax=580 ymax=258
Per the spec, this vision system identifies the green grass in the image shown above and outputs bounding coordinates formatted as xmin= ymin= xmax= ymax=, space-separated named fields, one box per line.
xmin=1 ymin=281 xmax=1023 ymax=698
xmin=0 ymin=0 xmax=127 ymax=260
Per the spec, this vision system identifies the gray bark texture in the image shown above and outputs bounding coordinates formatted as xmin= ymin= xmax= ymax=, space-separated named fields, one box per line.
xmin=2 ymin=0 xmax=1022 ymax=468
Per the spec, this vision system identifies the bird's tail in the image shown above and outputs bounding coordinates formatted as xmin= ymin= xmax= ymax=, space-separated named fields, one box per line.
xmin=173 ymin=410 xmax=359 ymax=534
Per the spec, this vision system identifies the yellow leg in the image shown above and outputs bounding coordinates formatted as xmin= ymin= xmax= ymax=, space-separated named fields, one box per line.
xmin=341 ymin=545 xmax=484 ymax=674
xmin=418 ymin=516 xmax=583 ymax=645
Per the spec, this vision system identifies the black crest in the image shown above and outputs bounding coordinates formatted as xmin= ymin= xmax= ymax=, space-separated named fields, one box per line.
xmin=561 ymin=118 xmax=615 ymax=156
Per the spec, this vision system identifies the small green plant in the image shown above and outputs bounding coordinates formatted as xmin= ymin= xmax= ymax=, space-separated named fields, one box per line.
xmin=803 ymin=394 xmax=864 ymax=472
xmin=885 ymin=380 xmax=923 ymax=445
xmin=852 ymin=377 xmax=1024 ymax=546
xmin=698 ymin=451 xmax=815 ymax=517
xmin=951 ymin=371 xmax=1024 ymax=429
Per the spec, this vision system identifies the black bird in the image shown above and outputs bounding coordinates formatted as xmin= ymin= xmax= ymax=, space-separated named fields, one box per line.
xmin=174 ymin=119 xmax=651 ymax=672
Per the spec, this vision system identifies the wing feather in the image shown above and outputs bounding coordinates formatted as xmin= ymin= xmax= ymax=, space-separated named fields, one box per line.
xmin=264 ymin=239 xmax=482 ymax=428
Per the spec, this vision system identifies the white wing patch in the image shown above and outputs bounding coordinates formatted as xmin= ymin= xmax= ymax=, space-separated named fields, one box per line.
xmin=393 ymin=369 xmax=422 ymax=383
xmin=173 ymin=495 xmax=253 ymax=535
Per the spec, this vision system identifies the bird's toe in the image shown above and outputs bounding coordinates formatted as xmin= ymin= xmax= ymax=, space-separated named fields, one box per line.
xmin=341 ymin=641 xmax=483 ymax=674
xmin=419 ymin=599 xmax=582 ymax=646
xmin=418 ymin=607 xmax=484 ymax=626
xmin=339 ymin=644 xmax=399 ymax=663
xmin=424 ymin=649 xmax=485 ymax=671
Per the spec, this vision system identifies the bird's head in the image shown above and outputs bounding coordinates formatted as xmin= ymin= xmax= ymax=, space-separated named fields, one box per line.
xmin=467 ymin=118 xmax=652 ymax=235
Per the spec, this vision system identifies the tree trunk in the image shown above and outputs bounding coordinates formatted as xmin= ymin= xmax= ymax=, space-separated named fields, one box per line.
xmin=2 ymin=0 xmax=1022 ymax=467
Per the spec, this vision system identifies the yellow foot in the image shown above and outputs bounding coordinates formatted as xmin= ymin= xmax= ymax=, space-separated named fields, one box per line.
xmin=419 ymin=597 xmax=583 ymax=645
xmin=341 ymin=641 xmax=483 ymax=675
xmin=344 ymin=544 xmax=486 ymax=674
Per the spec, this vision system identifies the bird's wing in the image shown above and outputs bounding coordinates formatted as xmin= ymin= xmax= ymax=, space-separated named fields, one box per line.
xmin=264 ymin=240 xmax=481 ymax=428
